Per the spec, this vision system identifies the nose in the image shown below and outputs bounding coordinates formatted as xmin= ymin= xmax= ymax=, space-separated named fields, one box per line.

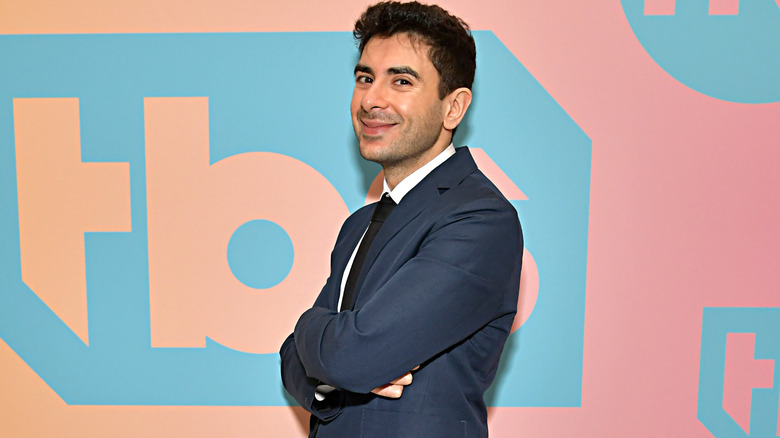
xmin=361 ymin=82 xmax=388 ymax=111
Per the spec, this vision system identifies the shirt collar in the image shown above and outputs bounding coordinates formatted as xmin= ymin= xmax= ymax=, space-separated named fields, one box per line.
xmin=383 ymin=144 xmax=456 ymax=204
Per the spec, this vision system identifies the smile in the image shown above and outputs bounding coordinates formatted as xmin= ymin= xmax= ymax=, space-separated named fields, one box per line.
xmin=360 ymin=119 xmax=397 ymax=136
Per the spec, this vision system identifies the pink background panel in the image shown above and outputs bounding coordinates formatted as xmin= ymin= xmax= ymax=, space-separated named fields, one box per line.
xmin=2 ymin=0 xmax=779 ymax=437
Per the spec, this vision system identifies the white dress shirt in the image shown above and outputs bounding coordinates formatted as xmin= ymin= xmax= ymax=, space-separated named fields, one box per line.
xmin=336 ymin=144 xmax=456 ymax=309
xmin=316 ymin=144 xmax=456 ymax=400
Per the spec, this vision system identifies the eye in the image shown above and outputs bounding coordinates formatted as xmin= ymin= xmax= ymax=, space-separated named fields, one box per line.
xmin=356 ymin=75 xmax=373 ymax=84
xmin=394 ymin=78 xmax=412 ymax=86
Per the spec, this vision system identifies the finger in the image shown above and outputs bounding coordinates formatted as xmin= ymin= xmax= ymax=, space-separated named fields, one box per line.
xmin=391 ymin=371 xmax=413 ymax=386
xmin=371 ymin=384 xmax=404 ymax=398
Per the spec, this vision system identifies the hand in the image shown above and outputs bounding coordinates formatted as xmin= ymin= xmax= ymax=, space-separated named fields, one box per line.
xmin=370 ymin=366 xmax=419 ymax=399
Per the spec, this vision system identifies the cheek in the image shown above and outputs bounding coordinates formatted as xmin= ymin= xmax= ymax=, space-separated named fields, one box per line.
xmin=394 ymin=100 xmax=413 ymax=119
xmin=349 ymin=91 xmax=360 ymax=114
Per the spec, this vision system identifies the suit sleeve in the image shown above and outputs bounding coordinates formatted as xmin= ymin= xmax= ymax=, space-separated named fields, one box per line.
xmin=279 ymin=333 xmax=342 ymax=420
xmin=292 ymin=196 xmax=522 ymax=394
xmin=278 ymin=210 xmax=371 ymax=417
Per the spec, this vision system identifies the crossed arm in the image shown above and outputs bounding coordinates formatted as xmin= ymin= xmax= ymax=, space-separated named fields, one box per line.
xmin=280 ymin=196 xmax=521 ymax=413
xmin=370 ymin=366 xmax=418 ymax=398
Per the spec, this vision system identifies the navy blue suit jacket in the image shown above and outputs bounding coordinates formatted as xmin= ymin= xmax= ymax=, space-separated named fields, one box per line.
xmin=280 ymin=147 xmax=523 ymax=437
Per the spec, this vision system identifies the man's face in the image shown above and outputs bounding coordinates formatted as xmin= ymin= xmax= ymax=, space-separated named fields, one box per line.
xmin=351 ymin=33 xmax=450 ymax=179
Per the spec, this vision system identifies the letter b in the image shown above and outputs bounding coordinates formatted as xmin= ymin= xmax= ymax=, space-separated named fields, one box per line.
xmin=145 ymin=97 xmax=348 ymax=353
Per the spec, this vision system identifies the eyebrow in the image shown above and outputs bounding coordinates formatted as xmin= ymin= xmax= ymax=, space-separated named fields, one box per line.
xmin=387 ymin=66 xmax=420 ymax=79
xmin=354 ymin=64 xmax=421 ymax=80
xmin=354 ymin=64 xmax=373 ymax=76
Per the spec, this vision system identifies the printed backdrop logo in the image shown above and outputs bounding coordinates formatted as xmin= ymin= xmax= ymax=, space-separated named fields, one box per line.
xmin=622 ymin=0 xmax=780 ymax=103
xmin=699 ymin=308 xmax=780 ymax=437
xmin=0 ymin=32 xmax=590 ymax=406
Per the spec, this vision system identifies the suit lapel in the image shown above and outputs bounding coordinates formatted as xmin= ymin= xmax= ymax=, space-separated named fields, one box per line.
xmin=350 ymin=147 xmax=478 ymax=305
xmin=326 ymin=206 xmax=374 ymax=310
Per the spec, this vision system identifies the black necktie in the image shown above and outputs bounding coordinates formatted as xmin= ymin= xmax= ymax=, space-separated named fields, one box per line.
xmin=340 ymin=193 xmax=397 ymax=311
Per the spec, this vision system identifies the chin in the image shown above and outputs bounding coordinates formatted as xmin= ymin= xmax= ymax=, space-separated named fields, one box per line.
xmin=358 ymin=141 xmax=389 ymax=164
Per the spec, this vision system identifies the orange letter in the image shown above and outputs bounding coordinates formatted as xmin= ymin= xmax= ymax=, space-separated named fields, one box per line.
xmin=145 ymin=97 xmax=349 ymax=353
xmin=14 ymin=98 xmax=131 ymax=345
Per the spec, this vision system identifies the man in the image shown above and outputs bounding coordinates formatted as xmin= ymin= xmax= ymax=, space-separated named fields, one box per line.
xmin=280 ymin=2 xmax=523 ymax=436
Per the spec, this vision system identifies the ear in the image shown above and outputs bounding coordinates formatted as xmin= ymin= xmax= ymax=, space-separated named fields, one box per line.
xmin=442 ymin=87 xmax=473 ymax=131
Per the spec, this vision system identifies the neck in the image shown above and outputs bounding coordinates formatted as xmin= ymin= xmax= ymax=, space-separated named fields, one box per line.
xmin=383 ymin=148 xmax=443 ymax=190
xmin=383 ymin=135 xmax=452 ymax=190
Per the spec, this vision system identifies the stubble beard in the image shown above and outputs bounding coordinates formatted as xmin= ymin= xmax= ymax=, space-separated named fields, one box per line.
xmin=355 ymin=106 xmax=445 ymax=172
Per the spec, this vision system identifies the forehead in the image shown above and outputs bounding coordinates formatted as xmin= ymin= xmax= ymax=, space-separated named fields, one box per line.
xmin=358 ymin=33 xmax=435 ymax=73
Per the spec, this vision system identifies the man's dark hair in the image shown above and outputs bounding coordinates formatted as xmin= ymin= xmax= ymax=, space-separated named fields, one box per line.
xmin=353 ymin=1 xmax=476 ymax=100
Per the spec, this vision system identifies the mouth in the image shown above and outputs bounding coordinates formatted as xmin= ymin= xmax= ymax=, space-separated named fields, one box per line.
xmin=363 ymin=120 xmax=394 ymax=132
xmin=359 ymin=116 xmax=398 ymax=137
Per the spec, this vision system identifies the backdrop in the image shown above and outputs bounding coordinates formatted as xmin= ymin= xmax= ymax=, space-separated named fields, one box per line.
xmin=1 ymin=0 xmax=778 ymax=437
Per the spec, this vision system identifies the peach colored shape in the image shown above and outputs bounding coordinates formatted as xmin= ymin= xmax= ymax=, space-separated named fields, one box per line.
xmin=0 ymin=338 xmax=310 ymax=437
xmin=365 ymin=171 xmax=385 ymax=205
xmin=709 ymin=0 xmax=740 ymax=15
xmin=644 ymin=0 xmax=677 ymax=15
xmin=723 ymin=332 xmax=775 ymax=434
xmin=469 ymin=148 xmax=529 ymax=201
xmin=145 ymin=97 xmax=349 ymax=354
xmin=511 ymin=248 xmax=538 ymax=332
xmin=0 ymin=0 xmax=373 ymax=34
xmin=14 ymin=98 xmax=131 ymax=345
